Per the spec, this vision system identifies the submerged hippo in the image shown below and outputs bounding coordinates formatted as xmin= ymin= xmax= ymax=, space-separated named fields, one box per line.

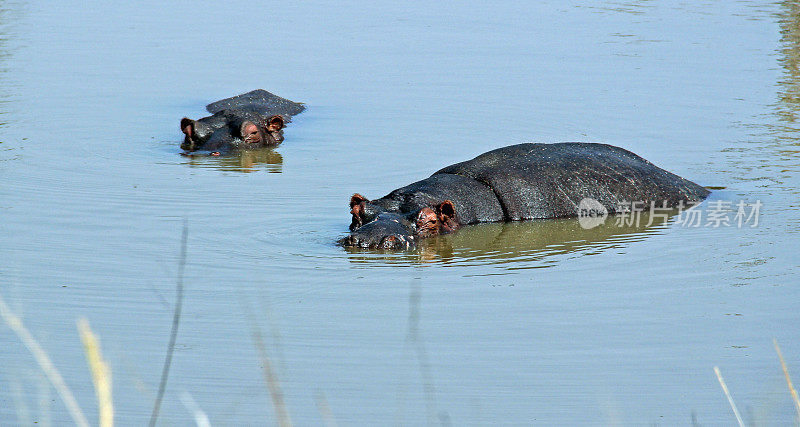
xmin=180 ymin=89 xmax=305 ymax=155
xmin=341 ymin=143 xmax=710 ymax=249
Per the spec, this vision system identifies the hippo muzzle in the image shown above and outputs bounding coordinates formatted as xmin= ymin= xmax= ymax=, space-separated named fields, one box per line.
xmin=339 ymin=213 xmax=417 ymax=249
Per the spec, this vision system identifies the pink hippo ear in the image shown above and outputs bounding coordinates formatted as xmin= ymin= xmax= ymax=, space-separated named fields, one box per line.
xmin=437 ymin=200 xmax=456 ymax=221
xmin=349 ymin=194 xmax=369 ymax=231
xmin=180 ymin=118 xmax=194 ymax=135
xmin=350 ymin=193 xmax=368 ymax=211
xmin=267 ymin=115 xmax=285 ymax=130
xmin=180 ymin=118 xmax=197 ymax=151
xmin=435 ymin=200 xmax=459 ymax=234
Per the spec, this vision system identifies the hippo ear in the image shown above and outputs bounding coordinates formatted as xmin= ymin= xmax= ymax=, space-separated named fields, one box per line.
xmin=349 ymin=193 xmax=369 ymax=231
xmin=437 ymin=200 xmax=456 ymax=221
xmin=267 ymin=115 xmax=285 ymax=130
xmin=180 ymin=118 xmax=196 ymax=151
xmin=180 ymin=117 xmax=194 ymax=134
xmin=350 ymin=193 xmax=368 ymax=209
xmin=433 ymin=200 xmax=459 ymax=234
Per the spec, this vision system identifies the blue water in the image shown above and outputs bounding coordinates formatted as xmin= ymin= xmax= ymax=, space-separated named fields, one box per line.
xmin=1 ymin=1 xmax=798 ymax=425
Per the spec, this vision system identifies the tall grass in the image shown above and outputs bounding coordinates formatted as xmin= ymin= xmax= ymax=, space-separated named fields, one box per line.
xmin=149 ymin=219 xmax=188 ymax=427
xmin=713 ymin=366 xmax=745 ymax=427
xmin=774 ymin=339 xmax=800 ymax=421
xmin=78 ymin=318 xmax=114 ymax=427
xmin=713 ymin=340 xmax=800 ymax=426
xmin=244 ymin=300 xmax=293 ymax=427
xmin=0 ymin=294 xmax=90 ymax=427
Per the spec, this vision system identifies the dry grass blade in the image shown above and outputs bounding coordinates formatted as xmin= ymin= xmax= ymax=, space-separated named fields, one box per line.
xmin=251 ymin=326 xmax=292 ymax=427
xmin=179 ymin=391 xmax=211 ymax=427
xmin=406 ymin=283 xmax=448 ymax=425
xmin=149 ymin=219 xmax=189 ymax=427
xmin=0 ymin=295 xmax=90 ymax=427
xmin=243 ymin=300 xmax=292 ymax=427
xmin=714 ymin=366 xmax=745 ymax=427
xmin=78 ymin=317 xmax=114 ymax=427
xmin=315 ymin=392 xmax=338 ymax=427
xmin=773 ymin=339 xmax=800 ymax=421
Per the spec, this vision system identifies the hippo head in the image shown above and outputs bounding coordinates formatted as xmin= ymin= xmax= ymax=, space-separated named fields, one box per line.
xmin=180 ymin=117 xmax=214 ymax=151
xmin=340 ymin=194 xmax=459 ymax=249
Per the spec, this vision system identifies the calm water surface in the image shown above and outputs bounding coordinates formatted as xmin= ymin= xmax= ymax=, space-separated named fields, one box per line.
xmin=1 ymin=1 xmax=799 ymax=425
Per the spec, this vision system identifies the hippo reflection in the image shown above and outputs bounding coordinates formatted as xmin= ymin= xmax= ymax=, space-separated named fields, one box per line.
xmin=340 ymin=143 xmax=710 ymax=249
xmin=182 ymin=148 xmax=284 ymax=174
xmin=180 ymin=89 xmax=304 ymax=155
xmin=343 ymin=210 xmax=676 ymax=265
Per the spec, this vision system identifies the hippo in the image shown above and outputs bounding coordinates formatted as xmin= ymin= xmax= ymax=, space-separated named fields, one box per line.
xmin=180 ymin=89 xmax=305 ymax=155
xmin=341 ymin=143 xmax=710 ymax=249
xmin=343 ymin=209 xmax=677 ymax=263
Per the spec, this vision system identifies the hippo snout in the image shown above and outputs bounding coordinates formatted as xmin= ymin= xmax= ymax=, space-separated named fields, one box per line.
xmin=340 ymin=212 xmax=416 ymax=249
xmin=379 ymin=234 xmax=415 ymax=250
xmin=337 ymin=234 xmax=363 ymax=248
xmin=339 ymin=232 xmax=416 ymax=249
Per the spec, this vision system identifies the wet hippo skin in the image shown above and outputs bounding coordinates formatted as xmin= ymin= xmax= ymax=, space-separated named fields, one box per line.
xmin=342 ymin=143 xmax=710 ymax=249
xmin=179 ymin=89 xmax=305 ymax=155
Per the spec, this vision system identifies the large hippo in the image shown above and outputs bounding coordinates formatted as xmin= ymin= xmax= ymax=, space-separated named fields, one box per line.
xmin=341 ymin=143 xmax=710 ymax=249
xmin=180 ymin=89 xmax=305 ymax=155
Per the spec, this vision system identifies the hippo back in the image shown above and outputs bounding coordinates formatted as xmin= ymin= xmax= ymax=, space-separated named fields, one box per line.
xmin=205 ymin=89 xmax=306 ymax=118
xmin=374 ymin=173 xmax=505 ymax=225
xmin=435 ymin=143 xmax=709 ymax=220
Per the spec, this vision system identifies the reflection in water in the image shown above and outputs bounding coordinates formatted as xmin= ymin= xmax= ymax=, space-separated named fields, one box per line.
xmin=0 ymin=2 xmax=17 ymax=133
xmin=757 ymin=2 xmax=800 ymax=177
xmin=777 ymin=1 xmax=800 ymax=131
xmin=344 ymin=211 xmax=674 ymax=269
xmin=575 ymin=1 xmax=653 ymax=16
xmin=720 ymin=2 xmax=800 ymax=191
xmin=182 ymin=148 xmax=284 ymax=173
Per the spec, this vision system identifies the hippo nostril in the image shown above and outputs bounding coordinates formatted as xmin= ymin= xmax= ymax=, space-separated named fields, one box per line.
xmin=380 ymin=235 xmax=407 ymax=250
xmin=338 ymin=234 xmax=358 ymax=247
